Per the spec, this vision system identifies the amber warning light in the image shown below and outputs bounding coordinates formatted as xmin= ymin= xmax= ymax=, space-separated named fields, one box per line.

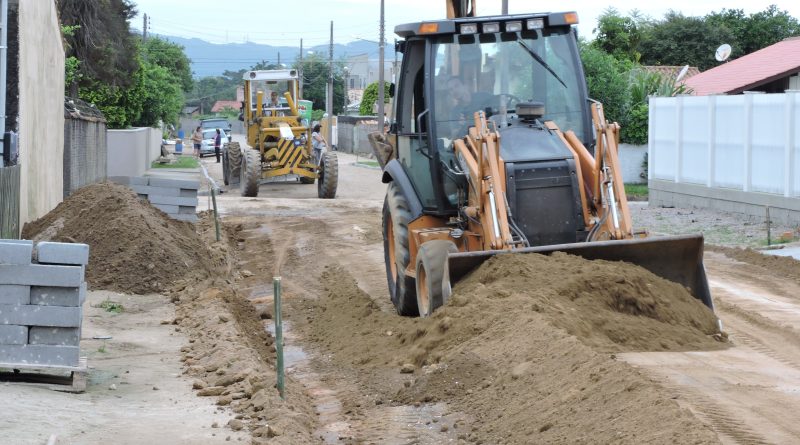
xmin=418 ymin=23 xmax=439 ymax=34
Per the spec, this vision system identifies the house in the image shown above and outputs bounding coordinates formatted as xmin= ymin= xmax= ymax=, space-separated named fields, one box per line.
xmin=182 ymin=106 xmax=200 ymax=117
xmin=641 ymin=65 xmax=700 ymax=82
xmin=210 ymin=100 xmax=240 ymax=113
xmin=684 ymin=37 xmax=800 ymax=95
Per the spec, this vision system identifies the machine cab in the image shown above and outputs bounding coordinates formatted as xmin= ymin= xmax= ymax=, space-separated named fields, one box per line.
xmin=242 ymin=69 xmax=300 ymax=120
xmin=392 ymin=12 xmax=593 ymax=217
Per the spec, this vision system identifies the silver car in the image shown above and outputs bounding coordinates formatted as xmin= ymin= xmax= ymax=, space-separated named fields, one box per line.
xmin=199 ymin=128 xmax=231 ymax=157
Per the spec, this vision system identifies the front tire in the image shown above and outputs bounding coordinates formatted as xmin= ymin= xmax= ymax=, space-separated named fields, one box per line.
xmin=222 ymin=146 xmax=230 ymax=186
xmin=227 ymin=142 xmax=242 ymax=184
xmin=382 ymin=182 xmax=417 ymax=316
xmin=317 ymin=152 xmax=338 ymax=199
xmin=240 ymin=148 xmax=260 ymax=197
xmin=415 ymin=240 xmax=458 ymax=317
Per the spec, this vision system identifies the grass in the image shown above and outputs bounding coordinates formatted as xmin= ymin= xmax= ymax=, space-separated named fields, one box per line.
xmin=95 ymin=299 xmax=124 ymax=314
xmin=356 ymin=160 xmax=380 ymax=168
xmin=98 ymin=344 xmax=107 ymax=353
xmin=624 ymin=183 xmax=649 ymax=200
xmin=151 ymin=156 xmax=199 ymax=169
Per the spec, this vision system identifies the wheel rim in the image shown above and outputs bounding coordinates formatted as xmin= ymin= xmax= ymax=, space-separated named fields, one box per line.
xmin=386 ymin=214 xmax=397 ymax=281
xmin=417 ymin=264 xmax=430 ymax=316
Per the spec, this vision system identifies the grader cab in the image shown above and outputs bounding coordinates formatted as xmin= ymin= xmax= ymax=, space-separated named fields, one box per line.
xmin=224 ymin=69 xmax=338 ymax=199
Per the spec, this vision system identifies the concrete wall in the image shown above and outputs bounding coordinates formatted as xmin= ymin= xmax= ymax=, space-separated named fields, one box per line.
xmin=64 ymin=112 xmax=107 ymax=197
xmin=107 ymin=128 xmax=161 ymax=178
xmin=16 ymin=0 xmax=65 ymax=226
xmin=649 ymin=93 xmax=800 ymax=224
xmin=619 ymin=144 xmax=647 ymax=184
xmin=337 ymin=116 xmax=381 ymax=155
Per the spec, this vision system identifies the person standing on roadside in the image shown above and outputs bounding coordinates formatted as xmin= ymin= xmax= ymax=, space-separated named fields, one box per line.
xmin=192 ymin=126 xmax=203 ymax=158
xmin=311 ymin=124 xmax=327 ymax=164
xmin=214 ymin=128 xmax=222 ymax=163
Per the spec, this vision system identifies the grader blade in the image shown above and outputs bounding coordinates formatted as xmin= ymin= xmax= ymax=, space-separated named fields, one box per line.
xmin=444 ymin=234 xmax=713 ymax=310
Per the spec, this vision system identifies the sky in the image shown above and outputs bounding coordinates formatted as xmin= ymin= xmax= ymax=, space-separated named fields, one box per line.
xmin=131 ymin=0 xmax=800 ymax=47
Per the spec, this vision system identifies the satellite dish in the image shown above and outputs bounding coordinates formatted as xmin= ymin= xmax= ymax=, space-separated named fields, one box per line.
xmin=715 ymin=44 xmax=732 ymax=62
xmin=675 ymin=65 xmax=690 ymax=82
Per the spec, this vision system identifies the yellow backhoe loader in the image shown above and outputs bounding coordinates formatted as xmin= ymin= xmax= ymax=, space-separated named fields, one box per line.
xmin=225 ymin=69 xmax=338 ymax=198
xmin=370 ymin=0 xmax=712 ymax=316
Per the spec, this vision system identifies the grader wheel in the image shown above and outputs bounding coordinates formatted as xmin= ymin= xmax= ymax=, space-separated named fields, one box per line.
xmin=226 ymin=142 xmax=242 ymax=184
xmin=317 ymin=152 xmax=338 ymax=199
xmin=240 ymin=148 xmax=260 ymax=197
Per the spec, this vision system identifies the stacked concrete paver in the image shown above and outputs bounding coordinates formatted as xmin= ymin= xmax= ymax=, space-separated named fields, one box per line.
xmin=110 ymin=176 xmax=199 ymax=223
xmin=0 ymin=240 xmax=89 ymax=368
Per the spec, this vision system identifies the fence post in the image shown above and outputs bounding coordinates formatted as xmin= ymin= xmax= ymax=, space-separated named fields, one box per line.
xmin=675 ymin=96 xmax=683 ymax=184
xmin=707 ymin=95 xmax=716 ymax=188
xmin=743 ymin=94 xmax=753 ymax=192
xmin=273 ymin=276 xmax=285 ymax=400
xmin=210 ymin=187 xmax=220 ymax=242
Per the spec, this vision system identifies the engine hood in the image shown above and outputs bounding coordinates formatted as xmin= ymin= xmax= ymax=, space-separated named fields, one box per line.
xmin=498 ymin=123 xmax=573 ymax=163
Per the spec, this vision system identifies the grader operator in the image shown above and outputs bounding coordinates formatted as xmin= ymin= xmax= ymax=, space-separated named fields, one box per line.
xmin=370 ymin=1 xmax=713 ymax=317
xmin=224 ymin=69 xmax=338 ymax=199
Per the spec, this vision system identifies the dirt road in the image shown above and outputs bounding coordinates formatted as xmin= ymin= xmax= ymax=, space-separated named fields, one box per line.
xmin=198 ymin=148 xmax=800 ymax=444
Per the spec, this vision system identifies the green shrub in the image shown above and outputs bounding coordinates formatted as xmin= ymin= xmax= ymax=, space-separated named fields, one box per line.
xmin=359 ymin=81 xmax=391 ymax=116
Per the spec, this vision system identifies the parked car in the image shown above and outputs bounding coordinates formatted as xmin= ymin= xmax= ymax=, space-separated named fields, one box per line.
xmin=199 ymin=128 xmax=231 ymax=157
xmin=200 ymin=117 xmax=232 ymax=132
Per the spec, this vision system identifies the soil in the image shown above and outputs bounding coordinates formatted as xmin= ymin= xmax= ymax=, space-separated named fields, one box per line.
xmin=299 ymin=253 xmax=725 ymax=444
xmin=22 ymin=183 xmax=223 ymax=294
xmin=707 ymin=245 xmax=800 ymax=287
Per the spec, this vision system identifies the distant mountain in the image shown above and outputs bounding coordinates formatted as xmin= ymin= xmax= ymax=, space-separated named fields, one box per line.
xmin=154 ymin=34 xmax=394 ymax=78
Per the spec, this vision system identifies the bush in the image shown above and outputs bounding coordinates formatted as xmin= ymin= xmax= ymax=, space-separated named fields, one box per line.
xmin=621 ymin=102 xmax=649 ymax=145
xmin=579 ymin=42 xmax=632 ymax=129
xmin=359 ymin=81 xmax=391 ymax=116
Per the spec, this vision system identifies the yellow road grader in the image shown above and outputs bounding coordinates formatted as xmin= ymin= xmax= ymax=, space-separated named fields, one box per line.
xmin=370 ymin=1 xmax=713 ymax=317
xmin=224 ymin=69 xmax=338 ymax=198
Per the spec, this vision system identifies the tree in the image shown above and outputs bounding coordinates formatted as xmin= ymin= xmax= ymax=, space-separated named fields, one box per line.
xmin=360 ymin=81 xmax=391 ymax=116
xmin=638 ymin=11 xmax=736 ymax=70
xmin=579 ymin=42 xmax=632 ymax=127
xmin=293 ymin=54 xmax=344 ymax=114
xmin=707 ymin=5 xmax=800 ymax=57
xmin=58 ymin=0 xmax=139 ymax=91
xmin=592 ymin=8 xmax=644 ymax=62
xmin=143 ymin=37 xmax=194 ymax=92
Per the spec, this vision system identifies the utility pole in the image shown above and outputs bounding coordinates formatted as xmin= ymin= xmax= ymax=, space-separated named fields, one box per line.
xmin=277 ymin=52 xmax=281 ymax=67
xmin=378 ymin=0 xmax=385 ymax=130
xmin=502 ymin=0 xmax=508 ymax=14
xmin=299 ymin=38 xmax=304 ymax=99
xmin=327 ymin=21 xmax=333 ymax=147
xmin=142 ymin=13 xmax=148 ymax=42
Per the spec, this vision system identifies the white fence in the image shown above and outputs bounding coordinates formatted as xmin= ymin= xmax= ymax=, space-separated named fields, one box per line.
xmin=649 ymin=92 xmax=800 ymax=196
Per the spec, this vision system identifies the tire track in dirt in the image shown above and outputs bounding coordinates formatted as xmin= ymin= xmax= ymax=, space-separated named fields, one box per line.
xmin=668 ymin=387 xmax=771 ymax=445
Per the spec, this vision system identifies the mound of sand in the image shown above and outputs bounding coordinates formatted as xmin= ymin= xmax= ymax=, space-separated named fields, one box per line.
xmin=22 ymin=182 xmax=221 ymax=294
xmin=709 ymin=245 xmax=800 ymax=285
xmin=304 ymin=252 xmax=726 ymax=444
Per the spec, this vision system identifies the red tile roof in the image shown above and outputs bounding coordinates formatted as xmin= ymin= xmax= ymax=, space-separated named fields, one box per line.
xmin=211 ymin=100 xmax=241 ymax=112
xmin=641 ymin=65 xmax=700 ymax=80
xmin=683 ymin=37 xmax=800 ymax=95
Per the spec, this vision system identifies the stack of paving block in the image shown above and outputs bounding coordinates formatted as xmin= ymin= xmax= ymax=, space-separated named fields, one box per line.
xmin=0 ymin=240 xmax=89 ymax=368
xmin=109 ymin=176 xmax=199 ymax=223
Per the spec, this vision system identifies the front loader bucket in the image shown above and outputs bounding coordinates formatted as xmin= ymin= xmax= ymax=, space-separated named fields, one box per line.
xmin=445 ymin=234 xmax=713 ymax=310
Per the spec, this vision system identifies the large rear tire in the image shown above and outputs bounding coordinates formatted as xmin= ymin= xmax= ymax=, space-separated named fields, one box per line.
xmin=382 ymin=182 xmax=418 ymax=316
xmin=227 ymin=142 xmax=242 ymax=184
xmin=317 ymin=152 xmax=338 ymax=199
xmin=415 ymin=240 xmax=458 ymax=317
xmin=240 ymin=148 xmax=260 ymax=197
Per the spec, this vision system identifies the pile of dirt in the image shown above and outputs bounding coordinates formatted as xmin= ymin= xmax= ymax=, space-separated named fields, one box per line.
xmin=22 ymin=182 xmax=222 ymax=294
xmin=303 ymin=253 xmax=726 ymax=444
xmin=175 ymin=286 xmax=317 ymax=444
xmin=709 ymin=245 xmax=800 ymax=285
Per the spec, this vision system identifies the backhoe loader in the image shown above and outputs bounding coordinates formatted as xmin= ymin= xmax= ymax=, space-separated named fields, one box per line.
xmin=369 ymin=0 xmax=713 ymax=317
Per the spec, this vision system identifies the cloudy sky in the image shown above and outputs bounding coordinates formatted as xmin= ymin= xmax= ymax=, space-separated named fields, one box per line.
xmin=132 ymin=0 xmax=800 ymax=46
